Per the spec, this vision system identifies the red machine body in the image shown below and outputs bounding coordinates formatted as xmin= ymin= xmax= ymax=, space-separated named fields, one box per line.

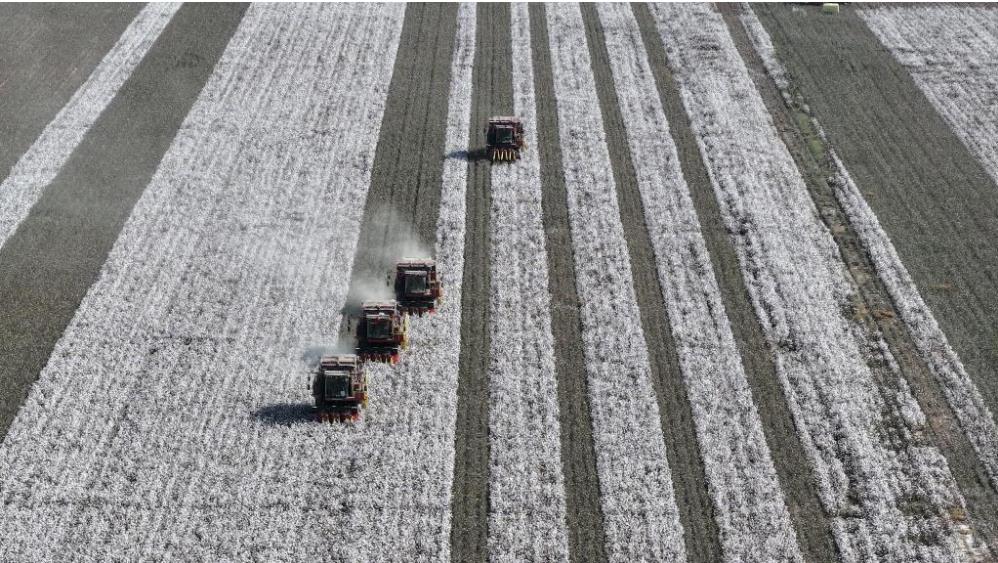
xmin=393 ymin=259 xmax=443 ymax=315
xmin=355 ymin=301 xmax=409 ymax=364
xmin=312 ymin=354 xmax=367 ymax=423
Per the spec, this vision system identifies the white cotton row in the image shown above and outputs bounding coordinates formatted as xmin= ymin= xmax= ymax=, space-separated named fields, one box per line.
xmin=859 ymin=7 xmax=998 ymax=189
xmin=651 ymin=4 xmax=973 ymax=561
xmin=0 ymin=3 xmax=180 ymax=248
xmin=594 ymin=4 xmax=803 ymax=561
xmin=0 ymin=4 xmax=406 ymax=561
xmin=486 ymin=4 xmax=571 ymax=562
xmin=544 ymin=4 xmax=687 ymax=561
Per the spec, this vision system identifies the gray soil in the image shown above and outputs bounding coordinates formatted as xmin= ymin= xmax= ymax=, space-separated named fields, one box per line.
xmin=337 ymin=3 xmax=458 ymax=340
xmin=528 ymin=5 xmax=608 ymax=562
xmin=0 ymin=4 xmax=248 ymax=438
xmin=580 ymin=4 xmax=723 ymax=562
xmin=449 ymin=5 xmax=512 ymax=562
xmin=0 ymin=3 xmax=143 ymax=183
xmin=631 ymin=4 xmax=841 ymax=562
xmin=754 ymin=2 xmax=998 ymax=550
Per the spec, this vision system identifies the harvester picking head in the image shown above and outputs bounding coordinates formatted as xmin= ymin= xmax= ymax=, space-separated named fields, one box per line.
xmin=393 ymin=258 xmax=443 ymax=315
xmin=355 ymin=300 xmax=409 ymax=364
xmin=312 ymin=354 xmax=368 ymax=423
xmin=485 ymin=116 xmax=525 ymax=163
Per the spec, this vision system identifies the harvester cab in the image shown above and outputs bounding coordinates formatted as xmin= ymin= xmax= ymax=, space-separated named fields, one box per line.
xmin=356 ymin=301 xmax=409 ymax=364
xmin=312 ymin=354 xmax=368 ymax=423
xmin=486 ymin=116 xmax=525 ymax=162
xmin=394 ymin=259 xmax=443 ymax=315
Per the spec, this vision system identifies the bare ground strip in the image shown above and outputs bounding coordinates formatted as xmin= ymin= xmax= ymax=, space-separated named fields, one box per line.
xmin=0 ymin=4 xmax=249 ymax=438
xmin=578 ymin=5 xmax=722 ymax=562
xmin=448 ymin=4 xmax=512 ymax=562
xmin=338 ymin=3 xmax=458 ymax=338
xmin=732 ymin=3 xmax=998 ymax=552
xmin=528 ymin=5 xmax=609 ymax=563
xmin=629 ymin=4 xmax=840 ymax=562
xmin=0 ymin=4 xmax=142 ymax=182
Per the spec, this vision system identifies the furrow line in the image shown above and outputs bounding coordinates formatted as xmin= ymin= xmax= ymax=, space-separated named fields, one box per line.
xmin=544 ymin=4 xmax=686 ymax=561
xmin=486 ymin=3 xmax=570 ymax=562
xmin=527 ymin=5 xmax=609 ymax=562
xmin=593 ymin=3 xmax=804 ymax=561
xmin=0 ymin=5 xmax=407 ymax=560
xmin=735 ymin=4 xmax=998 ymax=554
xmin=450 ymin=4 xmax=512 ymax=561
xmin=652 ymin=4 xmax=981 ymax=560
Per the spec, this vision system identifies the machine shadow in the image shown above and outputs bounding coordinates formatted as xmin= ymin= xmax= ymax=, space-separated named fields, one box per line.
xmin=254 ymin=402 xmax=315 ymax=426
xmin=447 ymin=147 xmax=489 ymax=162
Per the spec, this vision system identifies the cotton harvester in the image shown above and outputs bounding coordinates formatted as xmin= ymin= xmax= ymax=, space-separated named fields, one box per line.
xmin=312 ymin=354 xmax=368 ymax=422
xmin=485 ymin=116 xmax=525 ymax=162
xmin=393 ymin=259 xmax=443 ymax=315
xmin=355 ymin=301 xmax=409 ymax=364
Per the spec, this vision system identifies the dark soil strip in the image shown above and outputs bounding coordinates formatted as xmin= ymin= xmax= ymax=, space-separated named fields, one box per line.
xmin=754 ymin=2 xmax=998 ymax=444
xmin=0 ymin=4 xmax=143 ymax=183
xmin=629 ymin=4 xmax=840 ymax=562
xmin=338 ymin=3 xmax=458 ymax=336
xmin=528 ymin=5 xmax=608 ymax=563
xmin=449 ymin=5 xmax=511 ymax=562
xmin=579 ymin=5 xmax=721 ymax=562
xmin=0 ymin=4 xmax=248 ymax=439
xmin=735 ymin=3 xmax=998 ymax=551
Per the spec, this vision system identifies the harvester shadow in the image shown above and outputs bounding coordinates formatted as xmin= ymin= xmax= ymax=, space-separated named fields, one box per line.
xmin=254 ymin=402 xmax=314 ymax=426
xmin=447 ymin=148 xmax=488 ymax=162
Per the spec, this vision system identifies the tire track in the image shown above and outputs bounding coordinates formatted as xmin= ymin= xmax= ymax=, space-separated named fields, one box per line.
xmin=338 ymin=3 xmax=458 ymax=338
xmin=731 ymin=3 xmax=998 ymax=552
xmin=629 ymin=4 xmax=839 ymax=562
xmin=0 ymin=3 xmax=247 ymax=439
xmin=527 ymin=5 xmax=608 ymax=563
xmin=579 ymin=4 xmax=720 ymax=561
xmin=449 ymin=5 xmax=512 ymax=561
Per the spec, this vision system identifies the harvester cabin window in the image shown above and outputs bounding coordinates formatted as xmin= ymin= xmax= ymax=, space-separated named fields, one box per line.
xmin=368 ymin=317 xmax=391 ymax=340
xmin=324 ymin=371 xmax=351 ymax=400
xmin=497 ymin=127 xmax=513 ymax=146
xmin=405 ymin=271 xmax=428 ymax=295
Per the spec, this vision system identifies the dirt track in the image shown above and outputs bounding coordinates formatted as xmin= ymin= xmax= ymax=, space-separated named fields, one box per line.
xmin=0 ymin=4 xmax=142 ymax=182
xmin=630 ymin=5 xmax=839 ymax=562
xmin=754 ymin=2 xmax=998 ymax=549
xmin=0 ymin=4 xmax=247 ymax=438
xmin=449 ymin=4 xmax=511 ymax=562
xmin=528 ymin=5 xmax=607 ymax=562
xmin=338 ymin=3 xmax=457 ymax=338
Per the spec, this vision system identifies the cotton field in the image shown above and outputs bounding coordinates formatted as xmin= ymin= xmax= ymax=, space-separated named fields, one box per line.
xmin=2 ymin=3 xmax=998 ymax=562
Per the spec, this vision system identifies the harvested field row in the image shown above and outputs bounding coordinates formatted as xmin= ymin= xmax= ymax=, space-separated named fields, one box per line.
xmin=544 ymin=4 xmax=685 ymax=561
xmin=0 ymin=4 xmax=406 ymax=560
xmin=739 ymin=5 xmax=998 ymax=552
xmin=860 ymin=7 xmax=998 ymax=189
xmin=652 ymin=3 xmax=975 ymax=560
xmin=753 ymin=4 xmax=998 ymax=469
xmin=0 ymin=3 xmax=178 ymax=248
xmin=526 ymin=4 xmax=608 ymax=562
xmin=0 ymin=3 xmax=142 ymax=182
xmin=486 ymin=4 xmax=569 ymax=562
xmin=449 ymin=4 xmax=511 ymax=561
xmin=596 ymin=4 xmax=800 ymax=561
